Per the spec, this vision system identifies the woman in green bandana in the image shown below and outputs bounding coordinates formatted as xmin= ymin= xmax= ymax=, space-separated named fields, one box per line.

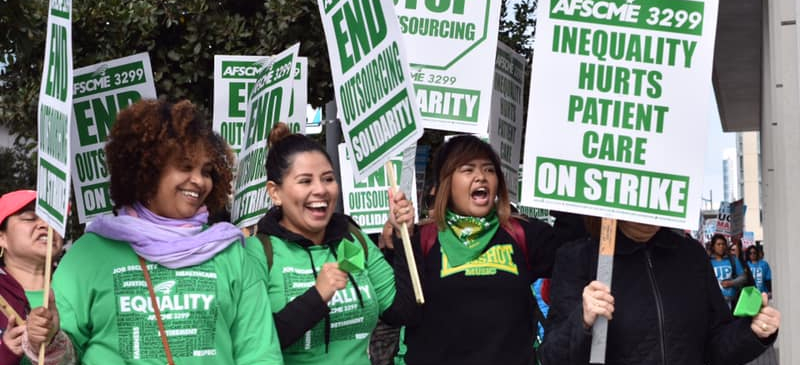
xmin=388 ymin=135 xmax=583 ymax=365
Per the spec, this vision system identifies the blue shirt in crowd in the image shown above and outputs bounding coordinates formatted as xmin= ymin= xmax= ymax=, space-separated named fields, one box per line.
xmin=711 ymin=256 xmax=744 ymax=298
xmin=747 ymin=260 xmax=772 ymax=293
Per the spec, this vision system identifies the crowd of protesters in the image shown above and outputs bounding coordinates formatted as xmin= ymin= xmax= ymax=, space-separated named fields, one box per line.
xmin=0 ymin=99 xmax=781 ymax=365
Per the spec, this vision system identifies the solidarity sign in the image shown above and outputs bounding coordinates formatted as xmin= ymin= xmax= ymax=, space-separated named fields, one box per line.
xmin=231 ymin=44 xmax=299 ymax=227
xmin=522 ymin=0 xmax=719 ymax=229
xmin=36 ymin=0 xmax=74 ymax=236
xmin=338 ymin=144 xmax=418 ymax=234
xmin=394 ymin=0 xmax=502 ymax=135
xmin=71 ymin=53 xmax=156 ymax=223
xmin=213 ymin=55 xmax=308 ymax=154
xmin=318 ymin=0 xmax=423 ymax=181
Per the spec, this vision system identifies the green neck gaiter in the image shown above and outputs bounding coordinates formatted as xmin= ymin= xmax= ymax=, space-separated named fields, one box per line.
xmin=438 ymin=209 xmax=499 ymax=267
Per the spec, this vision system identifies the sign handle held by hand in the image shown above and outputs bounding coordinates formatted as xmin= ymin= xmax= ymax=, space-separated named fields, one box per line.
xmin=590 ymin=217 xmax=617 ymax=364
xmin=38 ymin=227 xmax=55 ymax=364
xmin=0 ymin=294 xmax=25 ymax=327
xmin=385 ymin=161 xmax=425 ymax=305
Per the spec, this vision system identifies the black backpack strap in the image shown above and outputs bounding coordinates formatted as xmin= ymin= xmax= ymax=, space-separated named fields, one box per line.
xmin=256 ymin=233 xmax=274 ymax=271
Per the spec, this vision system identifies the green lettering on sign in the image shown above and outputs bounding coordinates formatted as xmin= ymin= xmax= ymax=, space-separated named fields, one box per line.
xmin=332 ymin=0 xmax=388 ymax=74
xmin=534 ymin=157 xmax=689 ymax=217
xmin=414 ymin=84 xmax=480 ymax=122
xmin=45 ymin=23 xmax=69 ymax=102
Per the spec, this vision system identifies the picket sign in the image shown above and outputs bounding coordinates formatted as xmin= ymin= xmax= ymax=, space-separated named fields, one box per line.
xmin=71 ymin=53 xmax=157 ymax=223
xmin=231 ymin=44 xmax=299 ymax=228
xmin=213 ymin=55 xmax=309 ymax=154
xmin=521 ymin=0 xmax=721 ymax=361
xmin=36 ymin=0 xmax=74 ymax=360
xmin=393 ymin=0 xmax=503 ymax=135
xmin=317 ymin=0 xmax=423 ymax=181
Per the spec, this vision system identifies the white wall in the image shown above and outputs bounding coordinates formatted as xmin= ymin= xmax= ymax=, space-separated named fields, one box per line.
xmin=762 ymin=0 xmax=800 ymax=362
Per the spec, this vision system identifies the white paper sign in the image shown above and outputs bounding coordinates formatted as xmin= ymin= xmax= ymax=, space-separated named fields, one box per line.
xmin=339 ymin=144 xmax=417 ymax=234
xmin=489 ymin=43 xmax=526 ymax=204
xmin=521 ymin=0 xmax=719 ymax=229
xmin=318 ymin=0 xmax=423 ymax=181
xmin=394 ymin=0 xmax=502 ymax=134
xmin=36 ymin=0 xmax=74 ymax=236
xmin=231 ymin=45 xmax=299 ymax=227
xmin=71 ymin=53 xmax=156 ymax=223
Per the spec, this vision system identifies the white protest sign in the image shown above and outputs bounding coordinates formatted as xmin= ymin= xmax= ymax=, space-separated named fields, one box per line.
xmin=287 ymin=57 xmax=308 ymax=134
xmin=339 ymin=143 xmax=418 ymax=234
xmin=36 ymin=0 xmax=74 ymax=236
xmin=71 ymin=53 xmax=156 ymax=223
xmin=213 ymin=55 xmax=308 ymax=154
xmin=318 ymin=0 xmax=423 ymax=181
xmin=394 ymin=0 xmax=502 ymax=134
xmin=489 ymin=43 xmax=526 ymax=204
xmin=715 ymin=199 xmax=744 ymax=237
xmin=213 ymin=55 xmax=263 ymax=154
xmin=521 ymin=0 xmax=719 ymax=229
xmin=231 ymin=44 xmax=299 ymax=227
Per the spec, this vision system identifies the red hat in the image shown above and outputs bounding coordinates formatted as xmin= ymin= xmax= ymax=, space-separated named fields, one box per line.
xmin=0 ymin=190 xmax=37 ymax=227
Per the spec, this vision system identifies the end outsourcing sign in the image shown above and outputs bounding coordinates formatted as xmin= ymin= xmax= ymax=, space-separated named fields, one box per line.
xmin=521 ymin=0 xmax=719 ymax=229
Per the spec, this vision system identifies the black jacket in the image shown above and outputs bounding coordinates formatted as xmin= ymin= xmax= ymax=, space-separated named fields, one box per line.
xmin=540 ymin=229 xmax=776 ymax=365
xmin=394 ymin=213 xmax=584 ymax=365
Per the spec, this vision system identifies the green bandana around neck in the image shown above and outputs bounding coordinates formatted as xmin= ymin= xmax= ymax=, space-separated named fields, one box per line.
xmin=438 ymin=209 xmax=500 ymax=267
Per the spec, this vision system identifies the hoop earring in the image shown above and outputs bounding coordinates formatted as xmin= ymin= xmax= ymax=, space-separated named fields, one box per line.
xmin=0 ymin=247 xmax=4 ymax=258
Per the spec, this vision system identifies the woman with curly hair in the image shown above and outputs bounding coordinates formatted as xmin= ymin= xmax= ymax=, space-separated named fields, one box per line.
xmin=42 ymin=100 xmax=282 ymax=364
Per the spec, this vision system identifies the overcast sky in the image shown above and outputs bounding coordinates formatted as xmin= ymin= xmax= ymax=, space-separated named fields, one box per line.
xmin=702 ymin=92 xmax=736 ymax=210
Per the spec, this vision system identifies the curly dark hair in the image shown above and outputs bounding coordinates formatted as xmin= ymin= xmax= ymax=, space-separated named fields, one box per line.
xmin=105 ymin=99 xmax=234 ymax=215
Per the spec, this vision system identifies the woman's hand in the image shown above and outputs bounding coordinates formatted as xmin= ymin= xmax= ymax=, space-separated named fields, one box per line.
xmin=2 ymin=315 xmax=24 ymax=356
xmin=388 ymin=189 xmax=415 ymax=236
xmin=751 ymin=293 xmax=780 ymax=339
xmin=315 ymin=263 xmax=349 ymax=302
xmin=582 ymin=280 xmax=615 ymax=329
xmin=26 ymin=291 xmax=60 ymax=351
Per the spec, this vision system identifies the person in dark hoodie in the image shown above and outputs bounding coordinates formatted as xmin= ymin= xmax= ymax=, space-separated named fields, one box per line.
xmin=253 ymin=123 xmax=415 ymax=365
xmin=540 ymin=219 xmax=780 ymax=365
xmin=0 ymin=189 xmax=70 ymax=364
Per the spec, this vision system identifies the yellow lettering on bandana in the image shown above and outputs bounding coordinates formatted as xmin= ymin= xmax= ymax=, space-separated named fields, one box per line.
xmin=441 ymin=244 xmax=519 ymax=277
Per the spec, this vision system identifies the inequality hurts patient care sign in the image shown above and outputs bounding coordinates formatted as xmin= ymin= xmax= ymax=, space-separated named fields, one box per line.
xmin=521 ymin=0 xmax=719 ymax=229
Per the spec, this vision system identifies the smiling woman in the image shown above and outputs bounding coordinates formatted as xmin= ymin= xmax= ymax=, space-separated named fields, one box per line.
xmin=43 ymin=99 xmax=283 ymax=365
xmin=252 ymin=122 xmax=414 ymax=365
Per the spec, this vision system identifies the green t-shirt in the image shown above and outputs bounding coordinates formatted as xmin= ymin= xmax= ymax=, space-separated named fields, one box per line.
xmin=24 ymin=290 xmax=44 ymax=310
xmin=252 ymin=233 xmax=395 ymax=365
xmin=52 ymin=233 xmax=283 ymax=365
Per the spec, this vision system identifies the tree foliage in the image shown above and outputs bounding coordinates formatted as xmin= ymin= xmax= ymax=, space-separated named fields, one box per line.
xmin=500 ymin=0 xmax=538 ymax=64
xmin=0 ymin=0 xmax=332 ymax=147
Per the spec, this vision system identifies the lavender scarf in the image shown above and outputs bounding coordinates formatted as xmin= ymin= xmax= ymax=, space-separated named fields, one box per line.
xmin=86 ymin=202 xmax=244 ymax=269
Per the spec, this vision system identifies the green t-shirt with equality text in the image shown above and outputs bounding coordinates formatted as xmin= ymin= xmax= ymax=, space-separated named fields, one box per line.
xmin=252 ymin=233 xmax=395 ymax=365
xmin=52 ymin=233 xmax=282 ymax=365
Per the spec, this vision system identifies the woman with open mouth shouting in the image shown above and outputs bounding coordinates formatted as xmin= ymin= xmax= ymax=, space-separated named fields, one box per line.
xmin=388 ymin=135 xmax=584 ymax=365
xmin=250 ymin=122 xmax=415 ymax=365
xmin=41 ymin=100 xmax=282 ymax=365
